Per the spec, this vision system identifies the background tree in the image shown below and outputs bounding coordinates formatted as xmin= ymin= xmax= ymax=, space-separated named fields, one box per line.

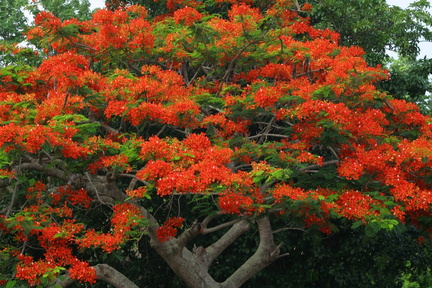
xmin=380 ymin=56 xmax=432 ymax=113
xmin=306 ymin=0 xmax=432 ymax=65
xmin=0 ymin=0 xmax=29 ymax=44
xmin=1 ymin=1 xmax=432 ymax=287
xmin=0 ymin=0 xmax=93 ymax=66
xmin=26 ymin=0 xmax=92 ymax=21
xmin=305 ymin=0 xmax=432 ymax=106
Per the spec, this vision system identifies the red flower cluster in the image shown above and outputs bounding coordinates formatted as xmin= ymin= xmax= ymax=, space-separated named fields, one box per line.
xmin=156 ymin=217 xmax=185 ymax=242
xmin=174 ymin=7 xmax=203 ymax=26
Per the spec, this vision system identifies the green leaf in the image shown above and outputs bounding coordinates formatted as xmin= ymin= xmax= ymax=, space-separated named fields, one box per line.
xmin=53 ymin=232 xmax=68 ymax=239
xmin=6 ymin=280 xmax=16 ymax=288
xmin=351 ymin=221 xmax=363 ymax=229
xmin=253 ymin=176 xmax=265 ymax=184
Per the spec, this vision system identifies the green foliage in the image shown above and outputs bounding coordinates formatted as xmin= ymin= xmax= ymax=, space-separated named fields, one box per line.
xmin=307 ymin=0 xmax=432 ymax=65
xmin=244 ymin=225 xmax=431 ymax=288
xmin=26 ymin=0 xmax=92 ymax=21
xmin=1 ymin=1 xmax=432 ymax=287
xmin=0 ymin=0 xmax=29 ymax=43
xmin=305 ymin=0 xmax=432 ymax=109
xmin=380 ymin=56 xmax=432 ymax=112
xmin=401 ymin=265 xmax=432 ymax=288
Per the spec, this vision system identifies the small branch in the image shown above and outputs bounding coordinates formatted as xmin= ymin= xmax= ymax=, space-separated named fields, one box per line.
xmin=118 ymin=173 xmax=150 ymax=186
xmin=292 ymin=69 xmax=324 ymax=79
xmin=200 ymin=211 xmax=224 ymax=228
xmin=327 ymin=146 xmax=340 ymax=159
xmin=70 ymin=41 xmax=98 ymax=52
xmin=5 ymin=180 xmax=19 ymax=218
xmin=257 ymin=116 xmax=276 ymax=144
xmin=200 ymin=218 xmax=244 ymax=235
xmin=220 ymin=41 xmax=258 ymax=86
xmin=270 ymin=242 xmax=284 ymax=258
xmin=85 ymin=173 xmax=111 ymax=206
xmin=156 ymin=124 xmax=167 ymax=137
xmin=273 ymin=227 xmax=308 ymax=234
xmin=277 ymin=252 xmax=290 ymax=259
xmin=247 ymin=133 xmax=291 ymax=140
xmin=181 ymin=62 xmax=189 ymax=84
xmin=299 ymin=159 xmax=339 ymax=171
xmin=187 ymin=63 xmax=203 ymax=86
xmin=127 ymin=177 xmax=138 ymax=191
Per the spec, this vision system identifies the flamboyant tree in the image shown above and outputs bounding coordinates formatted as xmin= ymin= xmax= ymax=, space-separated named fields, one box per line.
xmin=1 ymin=0 xmax=432 ymax=287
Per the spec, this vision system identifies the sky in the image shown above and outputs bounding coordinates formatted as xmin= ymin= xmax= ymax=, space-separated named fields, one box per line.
xmin=386 ymin=0 xmax=411 ymax=8
xmin=87 ymin=0 xmax=414 ymax=9
xmin=89 ymin=0 xmax=105 ymax=10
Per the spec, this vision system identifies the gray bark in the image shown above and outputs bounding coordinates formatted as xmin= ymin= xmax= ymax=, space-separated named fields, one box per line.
xmin=150 ymin=216 xmax=282 ymax=288
xmin=55 ymin=264 xmax=139 ymax=288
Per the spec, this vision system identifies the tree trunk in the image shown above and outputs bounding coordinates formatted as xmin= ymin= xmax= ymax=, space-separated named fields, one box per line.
xmin=151 ymin=216 xmax=282 ymax=288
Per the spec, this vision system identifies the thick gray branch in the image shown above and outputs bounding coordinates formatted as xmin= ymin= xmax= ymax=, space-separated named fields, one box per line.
xmin=201 ymin=220 xmax=250 ymax=269
xmin=13 ymin=162 xmax=68 ymax=182
xmin=201 ymin=218 xmax=245 ymax=235
xmin=94 ymin=264 xmax=139 ymax=288
xmin=222 ymin=216 xmax=281 ymax=287
xmin=55 ymin=264 xmax=139 ymax=288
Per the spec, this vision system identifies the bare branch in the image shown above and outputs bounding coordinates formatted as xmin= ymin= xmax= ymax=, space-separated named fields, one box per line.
xmin=223 ymin=216 xmax=281 ymax=287
xmin=327 ymin=146 xmax=340 ymax=159
xmin=13 ymin=161 xmax=68 ymax=182
xmin=273 ymin=227 xmax=308 ymax=234
xmin=201 ymin=218 xmax=245 ymax=235
xmin=118 ymin=173 xmax=150 ymax=186
xmin=247 ymin=133 xmax=291 ymax=140
xmin=199 ymin=219 xmax=250 ymax=269
xmin=277 ymin=252 xmax=291 ymax=259
xmin=5 ymin=180 xmax=19 ymax=218
xmin=258 ymin=116 xmax=276 ymax=144
xmin=201 ymin=211 xmax=224 ymax=228
xmin=300 ymin=159 xmax=339 ymax=171
xmin=85 ymin=172 xmax=110 ymax=205
xmin=177 ymin=220 xmax=200 ymax=249
xmin=55 ymin=264 xmax=139 ymax=288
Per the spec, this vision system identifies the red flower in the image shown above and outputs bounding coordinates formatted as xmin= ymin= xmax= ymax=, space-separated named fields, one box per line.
xmin=174 ymin=7 xmax=203 ymax=26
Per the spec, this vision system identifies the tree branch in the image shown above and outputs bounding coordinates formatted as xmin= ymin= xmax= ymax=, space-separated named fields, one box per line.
xmin=177 ymin=220 xmax=200 ymax=249
xmin=222 ymin=216 xmax=281 ymax=287
xmin=299 ymin=159 xmax=339 ymax=171
xmin=13 ymin=162 xmax=68 ymax=182
xmin=201 ymin=218 xmax=245 ymax=235
xmin=258 ymin=116 xmax=276 ymax=144
xmin=200 ymin=219 xmax=250 ymax=269
xmin=55 ymin=264 xmax=139 ymax=288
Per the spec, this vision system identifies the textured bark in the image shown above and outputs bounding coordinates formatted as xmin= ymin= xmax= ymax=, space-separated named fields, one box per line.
xmin=94 ymin=264 xmax=140 ymax=288
xmin=200 ymin=220 xmax=250 ymax=269
xmin=152 ymin=239 xmax=222 ymax=288
xmin=150 ymin=217 xmax=281 ymax=288
xmin=222 ymin=216 xmax=281 ymax=287
xmin=55 ymin=264 xmax=139 ymax=288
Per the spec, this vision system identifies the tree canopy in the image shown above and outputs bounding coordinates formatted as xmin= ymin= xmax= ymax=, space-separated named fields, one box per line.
xmin=27 ymin=0 xmax=92 ymax=21
xmin=1 ymin=0 xmax=432 ymax=287
xmin=0 ymin=0 xmax=29 ymax=43
xmin=0 ymin=0 xmax=93 ymax=67
xmin=307 ymin=0 xmax=432 ymax=65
